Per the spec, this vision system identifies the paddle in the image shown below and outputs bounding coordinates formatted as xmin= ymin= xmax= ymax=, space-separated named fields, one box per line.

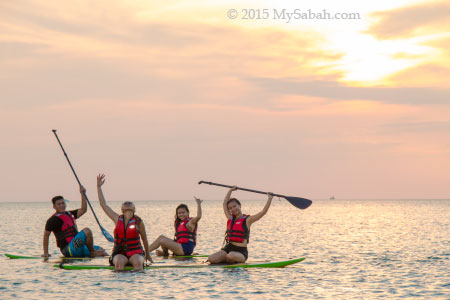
xmin=52 ymin=129 xmax=114 ymax=242
xmin=198 ymin=181 xmax=312 ymax=209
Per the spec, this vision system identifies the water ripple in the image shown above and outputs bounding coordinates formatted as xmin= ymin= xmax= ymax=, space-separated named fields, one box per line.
xmin=0 ymin=200 xmax=449 ymax=299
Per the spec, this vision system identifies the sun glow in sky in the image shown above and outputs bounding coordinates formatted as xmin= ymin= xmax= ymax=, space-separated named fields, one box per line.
xmin=1 ymin=0 xmax=450 ymax=202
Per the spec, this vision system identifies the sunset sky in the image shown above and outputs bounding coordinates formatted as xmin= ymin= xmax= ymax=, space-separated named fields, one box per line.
xmin=1 ymin=0 xmax=449 ymax=202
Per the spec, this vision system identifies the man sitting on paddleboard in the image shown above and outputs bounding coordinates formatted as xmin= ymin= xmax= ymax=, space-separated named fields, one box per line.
xmin=42 ymin=186 xmax=107 ymax=258
xmin=208 ymin=186 xmax=273 ymax=264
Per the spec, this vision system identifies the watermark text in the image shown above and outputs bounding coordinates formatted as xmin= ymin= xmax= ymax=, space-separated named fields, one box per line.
xmin=227 ymin=8 xmax=361 ymax=23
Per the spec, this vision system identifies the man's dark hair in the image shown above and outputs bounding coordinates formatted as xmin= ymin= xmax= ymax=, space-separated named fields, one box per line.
xmin=52 ymin=196 xmax=64 ymax=205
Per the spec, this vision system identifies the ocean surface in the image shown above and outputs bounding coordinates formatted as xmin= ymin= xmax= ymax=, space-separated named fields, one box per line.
xmin=0 ymin=199 xmax=449 ymax=299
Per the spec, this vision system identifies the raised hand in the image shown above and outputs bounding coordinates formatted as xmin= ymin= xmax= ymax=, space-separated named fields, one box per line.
xmin=194 ymin=196 xmax=203 ymax=205
xmin=97 ymin=174 xmax=106 ymax=187
xmin=79 ymin=185 xmax=86 ymax=194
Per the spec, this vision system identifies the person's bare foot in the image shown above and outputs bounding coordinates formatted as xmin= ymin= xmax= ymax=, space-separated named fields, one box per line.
xmin=91 ymin=249 xmax=108 ymax=257
xmin=155 ymin=249 xmax=169 ymax=256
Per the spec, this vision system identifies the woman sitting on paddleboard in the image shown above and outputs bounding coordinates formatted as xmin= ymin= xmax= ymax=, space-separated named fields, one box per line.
xmin=148 ymin=197 xmax=202 ymax=256
xmin=208 ymin=186 xmax=273 ymax=264
xmin=97 ymin=174 xmax=152 ymax=271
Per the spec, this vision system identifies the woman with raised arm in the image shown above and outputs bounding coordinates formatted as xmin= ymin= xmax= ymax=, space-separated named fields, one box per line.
xmin=208 ymin=186 xmax=273 ymax=264
xmin=148 ymin=197 xmax=202 ymax=256
xmin=97 ymin=174 xmax=152 ymax=271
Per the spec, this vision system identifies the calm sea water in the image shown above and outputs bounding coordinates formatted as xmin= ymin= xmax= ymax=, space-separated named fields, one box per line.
xmin=0 ymin=199 xmax=449 ymax=299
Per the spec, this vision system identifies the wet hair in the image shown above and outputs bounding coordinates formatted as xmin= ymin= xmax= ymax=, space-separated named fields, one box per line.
xmin=52 ymin=196 xmax=64 ymax=206
xmin=226 ymin=198 xmax=241 ymax=207
xmin=174 ymin=204 xmax=190 ymax=227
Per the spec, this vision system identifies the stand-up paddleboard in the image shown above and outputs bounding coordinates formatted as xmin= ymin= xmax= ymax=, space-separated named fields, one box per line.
xmin=4 ymin=253 xmax=92 ymax=260
xmin=5 ymin=253 xmax=207 ymax=260
xmin=158 ymin=254 xmax=209 ymax=258
xmin=54 ymin=257 xmax=305 ymax=270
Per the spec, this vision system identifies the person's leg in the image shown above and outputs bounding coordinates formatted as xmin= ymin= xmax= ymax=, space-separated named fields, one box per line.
xmin=112 ymin=254 xmax=128 ymax=271
xmin=225 ymin=251 xmax=246 ymax=263
xmin=129 ymin=254 xmax=145 ymax=271
xmin=82 ymin=228 xmax=95 ymax=252
xmin=159 ymin=237 xmax=184 ymax=256
xmin=149 ymin=235 xmax=184 ymax=256
xmin=80 ymin=228 xmax=107 ymax=256
xmin=207 ymin=250 xmax=227 ymax=264
xmin=92 ymin=246 xmax=108 ymax=256
xmin=148 ymin=235 xmax=166 ymax=252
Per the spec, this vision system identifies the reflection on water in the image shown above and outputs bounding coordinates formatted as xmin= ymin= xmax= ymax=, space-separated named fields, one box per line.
xmin=0 ymin=199 xmax=449 ymax=299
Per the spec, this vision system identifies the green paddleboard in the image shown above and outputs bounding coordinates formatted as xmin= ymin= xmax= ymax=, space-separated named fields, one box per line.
xmin=54 ymin=257 xmax=305 ymax=270
xmin=170 ymin=254 xmax=209 ymax=258
xmin=5 ymin=253 xmax=207 ymax=260
xmin=5 ymin=253 xmax=42 ymax=259
xmin=5 ymin=253 xmax=92 ymax=260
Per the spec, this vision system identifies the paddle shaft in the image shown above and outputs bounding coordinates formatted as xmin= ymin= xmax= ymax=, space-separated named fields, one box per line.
xmin=52 ymin=130 xmax=107 ymax=233
xmin=199 ymin=181 xmax=285 ymax=198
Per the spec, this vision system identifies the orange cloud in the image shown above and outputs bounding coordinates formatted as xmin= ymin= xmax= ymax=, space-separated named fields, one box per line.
xmin=367 ymin=1 xmax=450 ymax=39
xmin=385 ymin=63 xmax=450 ymax=87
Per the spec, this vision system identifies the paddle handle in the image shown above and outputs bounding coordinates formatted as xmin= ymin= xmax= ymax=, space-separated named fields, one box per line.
xmin=52 ymin=130 xmax=103 ymax=228
xmin=198 ymin=181 xmax=284 ymax=198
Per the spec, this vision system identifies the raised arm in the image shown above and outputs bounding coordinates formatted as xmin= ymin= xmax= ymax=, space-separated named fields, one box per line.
xmin=137 ymin=221 xmax=153 ymax=263
xmin=223 ymin=186 xmax=237 ymax=219
xmin=187 ymin=197 xmax=202 ymax=230
xmin=76 ymin=185 xmax=88 ymax=218
xmin=97 ymin=174 xmax=119 ymax=224
xmin=247 ymin=193 xmax=274 ymax=226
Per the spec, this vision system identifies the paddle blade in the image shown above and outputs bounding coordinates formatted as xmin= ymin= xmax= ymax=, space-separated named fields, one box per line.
xmin=101 ymin=226 xmax=114 ymax=242
xmin=284 ymin=196 xmax=312 ymax=209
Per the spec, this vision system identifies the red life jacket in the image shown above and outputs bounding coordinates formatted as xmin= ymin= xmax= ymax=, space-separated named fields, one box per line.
xmin=226 ymin=214 xmax=250 ymax=243
xmin=54 ymin=212 xmax=78 ymax=244
xmin=174 ymin=218 xmax=197 ymax=245
xmin=113 ymin=215 xmax=144 ymax=257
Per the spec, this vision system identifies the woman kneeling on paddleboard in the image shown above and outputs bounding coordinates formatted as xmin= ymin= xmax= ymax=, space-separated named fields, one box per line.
xmin=97 ymin=174 xmax=152 ymax=271
xmin=208 ymin=186 xmax=273 ymax=264
xmin=148 ymin=198 xmax=202 ymax=256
